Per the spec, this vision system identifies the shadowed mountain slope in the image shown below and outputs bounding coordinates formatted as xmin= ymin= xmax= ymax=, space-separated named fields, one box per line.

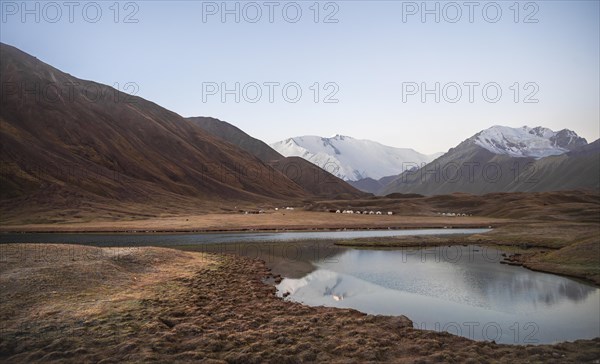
xmin=0 ymin=43 xmax=312 ymax=219
xmin=188 ymin=116 xmax=366 ymax=198
xmin=380 ymin=130 xmax=598 ymax=196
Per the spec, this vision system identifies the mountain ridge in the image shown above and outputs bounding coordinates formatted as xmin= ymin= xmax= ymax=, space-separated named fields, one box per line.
xmin=378 ymin=126 xmax=598 ymax=196
xmin=0 ymin=43 xmax=317 ymax=219
xmin=187 ymin=117 xmax=366 ymax=198
xmin=472 ymin=125 xmax=587 ymax=158
xmin=271 ymin=135 xmax=441 ymax=181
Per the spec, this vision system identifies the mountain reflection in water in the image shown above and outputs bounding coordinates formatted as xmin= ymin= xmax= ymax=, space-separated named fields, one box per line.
xmin=277 ymin=246 xmax=599 ymax=344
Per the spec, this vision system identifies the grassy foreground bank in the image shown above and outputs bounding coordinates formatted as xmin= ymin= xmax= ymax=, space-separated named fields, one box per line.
xmin=1 ymin=244 xmax=598 ymax=363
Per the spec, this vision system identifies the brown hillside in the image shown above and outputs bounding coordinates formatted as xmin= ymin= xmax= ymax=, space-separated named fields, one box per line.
xmin=189 ymin=116 xmax=365 ymax=198
xmin=0 ymin=43 xmax=312 ymax=220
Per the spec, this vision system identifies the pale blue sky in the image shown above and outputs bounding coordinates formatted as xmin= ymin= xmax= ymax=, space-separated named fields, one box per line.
xmin=1 ymin=0 xmax=598 ymax=154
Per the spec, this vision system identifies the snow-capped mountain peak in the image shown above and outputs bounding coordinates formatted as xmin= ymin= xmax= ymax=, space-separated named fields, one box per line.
xmin=271 ymin=135 xmax=441 ymax=181
xmin=528 ymin=126 xmax=555 ymax=139
xmin=473 ymin=125 xmax=587 ymax=158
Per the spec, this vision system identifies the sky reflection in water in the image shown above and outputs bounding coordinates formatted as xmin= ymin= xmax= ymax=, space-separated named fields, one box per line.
xmin=277 ymin=246 xmax=599 ymax=344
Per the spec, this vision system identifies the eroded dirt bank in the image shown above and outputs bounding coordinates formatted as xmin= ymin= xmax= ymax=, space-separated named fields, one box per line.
xmin=0 ymin=244 xmax=598 ymax=363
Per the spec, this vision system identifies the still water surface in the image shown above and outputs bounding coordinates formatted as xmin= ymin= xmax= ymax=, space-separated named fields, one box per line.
xmin=277 ymin=245 xmax=600 ymax=344
xmin=0 ymin=228 xmax=490 ymax=245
